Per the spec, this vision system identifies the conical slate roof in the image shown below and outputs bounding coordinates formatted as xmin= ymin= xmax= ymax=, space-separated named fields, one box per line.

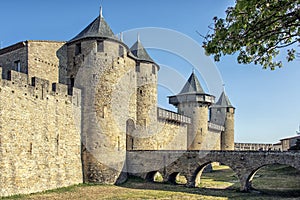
xmin=69 ymin=7 xmax=116 ymax=43
xmin=179 ymin=72 xmax=205 ymax=94
xmin=216 ymin=91 xmax=233 ymax=107
xmin=130 ymin=38 xmax=154 ymax=63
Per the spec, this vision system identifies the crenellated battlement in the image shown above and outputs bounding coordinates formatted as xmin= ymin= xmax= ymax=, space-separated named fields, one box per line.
xmin=0 ymin=66 xmax=81 ymax=106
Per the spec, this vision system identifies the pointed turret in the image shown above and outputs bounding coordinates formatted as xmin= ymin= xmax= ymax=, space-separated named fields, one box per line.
xmin=168 ymin=72 xmax=215 ymax=150
xmin=210 ymin=91 xmax=234 ymax=126
xmin=210 ymin=90 xmax=235 ymax=150
xmin=69 ymin=6 xmax=117 ymax=43
xmin=215 ymin=91 xmax=234 ymax=108
xmin=179 ymin=72 xmax=204 ymax=94
xmin=130 ymin=36 xmax=154 ymax=63
xmin=169 ymin=72 xmax=214 ymax=107
xmin=133 ymin=35 xmax=159 ymax=128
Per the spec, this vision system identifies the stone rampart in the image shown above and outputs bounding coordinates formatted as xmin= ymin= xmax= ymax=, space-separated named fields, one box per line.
xmin=0 ymin=67 xmax=82 ymax=197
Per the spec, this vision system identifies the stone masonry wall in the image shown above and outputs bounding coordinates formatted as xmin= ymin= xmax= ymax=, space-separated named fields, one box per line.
xmin=27 ymin=41 xmax=66 ymax=84
xmin=222 ymin=108 xmax=235 ymax=150
xmin=0 ymin=42 xmax=28 ymax=79
xmin=136 ymin=62 xmax=157 ymax=127
xmin=207 ymin=131 xmax=221 ymax=150
xmin=67 ymin=39 xmax=136 ymax=184
xmin=178 ymin=102 xmax=209 ymax=150
xmin=0 ymin=41 xmax=66 ymax=86
xmin=130 ymin=119 xmax=188 ymax=150
xmin=127 ymin=150 xmax=300 ymax=191
xmin=0 ymin=68 xmax=82 ymax=197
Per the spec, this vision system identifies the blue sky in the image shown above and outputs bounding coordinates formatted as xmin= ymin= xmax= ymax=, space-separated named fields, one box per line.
xmin=1 ymin=0 xmax=300 ymax=143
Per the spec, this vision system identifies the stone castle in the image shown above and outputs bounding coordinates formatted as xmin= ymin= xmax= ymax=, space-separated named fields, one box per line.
xmin=0 ymin=8 xmax=234 ymax=196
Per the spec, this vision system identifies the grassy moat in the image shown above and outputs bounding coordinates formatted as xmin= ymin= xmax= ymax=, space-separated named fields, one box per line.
xmin=2 ymin=164 xmax=300 ymax=200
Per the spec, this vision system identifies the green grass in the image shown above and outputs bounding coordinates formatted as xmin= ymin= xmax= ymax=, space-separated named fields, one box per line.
xmin=251 ymin=164 xmax=300 ymax=196
xmin=200 ymin=165 xmax=240 ymax=190
xmin=1 ymin=164 xmax=300 ymax=200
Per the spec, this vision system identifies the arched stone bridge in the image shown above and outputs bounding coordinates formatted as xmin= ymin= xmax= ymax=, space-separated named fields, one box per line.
xmin=126 ymin=150 xmax=300 ymax=191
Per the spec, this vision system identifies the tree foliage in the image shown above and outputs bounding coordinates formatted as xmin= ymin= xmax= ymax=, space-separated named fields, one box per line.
xmin=203 ymin=0 xmax=300 ymax=69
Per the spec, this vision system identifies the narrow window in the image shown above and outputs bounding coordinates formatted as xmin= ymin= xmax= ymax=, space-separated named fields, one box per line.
xmin=70 ymin=76 xmax=75 ymax=87
xmin=75 ymin=43 xmax=81 ymax=55
xmin=119 ymin=45 xmax=124 ymax=57
xmin=103 ymin=105 xmax=107 ymax=118
xmin=29 ymin=142 xmax=32 ymax=154
xmin=97 ymin=41 xmax=104 ymax=52
xmin=131 ymin=138 xmax=134 ymax=150
xmin=14 ymin=60 xmax=21 ymax=72
xmin=136 ymin=65 xmax=140 ymax=72
xmin=56 ymin=134 xmax=59 ymax=155
xmin=152 ymin=65 xmax=156 ymax=74
xmin=41 ymin=84 xmax=44 ymax=99
xmin=117 ymin=136 xmax=120 ymax=151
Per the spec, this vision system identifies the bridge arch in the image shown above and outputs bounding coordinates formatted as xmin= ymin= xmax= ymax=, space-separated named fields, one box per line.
xmin=168 ymin=172 xmax=187 ymax=185
xmin=246 ymin=163 xmax=300 ymax=191
xmin=168 ymin=172 xmax=180 ymax=184
xmin=145 ymin=171 xmax=163 ymax=182
xmin=188 ymin=161 xmax=240 ymax=188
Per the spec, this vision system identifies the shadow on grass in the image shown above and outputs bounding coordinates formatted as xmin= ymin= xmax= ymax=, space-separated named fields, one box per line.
xmin=119 ymin=176 xmax=300 ymax=199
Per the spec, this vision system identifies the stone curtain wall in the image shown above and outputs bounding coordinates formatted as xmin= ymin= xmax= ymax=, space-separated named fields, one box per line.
xmin=27 ymin=41 xmax=66 ymax=84
xmin=0 ymin=68 xmax=82 ymax=197
xmin=206 ymin=131 xmax=221 ymax=150
xmin=130 ymin=119 xmax=188 ymax=150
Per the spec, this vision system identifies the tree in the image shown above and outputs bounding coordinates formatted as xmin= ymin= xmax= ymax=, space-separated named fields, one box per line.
xmin=203 ymin=0 xmax=300 ymax=69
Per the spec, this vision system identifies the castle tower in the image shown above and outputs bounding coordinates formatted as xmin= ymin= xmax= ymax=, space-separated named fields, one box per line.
xmin=210 ymin=91 xmax=235 ymax=150
xmin=125 ymin=36 xmax=160 ymax=150
xmin=169 ymin=72 xmax=214 ymax=150
xmin=130 ymin=36 xmax=159 ymax=128
xmin=66 ymin=7 xmax=137 ymax=184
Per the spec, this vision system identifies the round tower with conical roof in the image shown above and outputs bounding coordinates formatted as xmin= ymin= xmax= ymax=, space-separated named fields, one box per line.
xmin=130 ymin=35 xmax=159 ymax=129
xmin=210 ymin=91 xmax=235 ymax=150
xmin=169 ymin=72 xmax=215 ymax=150
xmin=66 ymin=7 xmax=137 ymax=184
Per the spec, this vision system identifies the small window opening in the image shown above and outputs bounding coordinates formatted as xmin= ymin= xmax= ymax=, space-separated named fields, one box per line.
xmin=56 ymin=134 xmax=59 ymax=155
xmin=117 ymin=136 xmax=120 ymax=151
xmin=29 ymin=142 xmax=32 ymax=154
xmin=131 ymin=138 xmax=134 ymax=150
xmin=136 ymin=65 xmax=140 ymax=72
xmin=103 ymin=105 xmax=107 ymax=118
xmin=14 ymin=60 xmax=21 ymax=72
xmin=75 ymin=43 xmax=81 ymax=55
xmin=119 ymin=45 xmax=124 ymax=57
xmin=152 ymin=65 xmax=156 ymax=74
xmin=70 ymin=76 xmax=75 ymax=87
xmin=97 ymin=41 xmax=104 ymax=52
